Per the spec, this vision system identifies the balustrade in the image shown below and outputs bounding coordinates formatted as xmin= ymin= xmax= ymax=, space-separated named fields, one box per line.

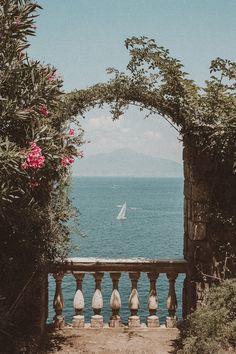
xmin=109 ymin=272 xmax=122 ymax=327
xmin=72 ymin=272 xmax=85 ymax=328
xmin=50 ymin=257 xmax=187 ymax=329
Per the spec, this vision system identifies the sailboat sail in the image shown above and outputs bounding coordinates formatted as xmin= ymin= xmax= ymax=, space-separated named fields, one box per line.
xmin=117 ymin=202 xmax=127 ymax=220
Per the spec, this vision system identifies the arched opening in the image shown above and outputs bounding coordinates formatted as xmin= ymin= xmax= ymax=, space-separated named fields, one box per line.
xmin=48 ymin=105 xmax=185 ymax=324
xmin=44 ymin=36 xmax=236 ymax=330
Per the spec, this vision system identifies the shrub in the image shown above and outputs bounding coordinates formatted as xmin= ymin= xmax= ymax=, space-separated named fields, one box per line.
xmin=0 ymin=0 xmax=84 ymax=351
xmin=178 ymin=280 xmax=236 ymax=354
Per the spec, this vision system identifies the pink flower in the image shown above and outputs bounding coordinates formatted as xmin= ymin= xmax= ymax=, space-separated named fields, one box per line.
xmin=47 ymin=73 xmax=54 ymax=81
xmin=69 ymin=128 xmax=75 ymax=136
xmin=61 ymin=156 xmax=74 ymax=166
xmin=39 ymin=105 xmax=49 ymax=117
xmin=61 ymin=156 xmax=70 ymax=166
xmin=22 ymin=142 xmax=45 ymax=169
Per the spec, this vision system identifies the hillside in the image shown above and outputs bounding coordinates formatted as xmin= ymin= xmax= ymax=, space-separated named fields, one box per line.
xmin=73 ymin=149 xmax=183 ymax=177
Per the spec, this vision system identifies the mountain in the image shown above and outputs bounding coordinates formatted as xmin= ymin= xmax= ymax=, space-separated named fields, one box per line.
xmin=73 ymin=149 xmax=183 ymax=177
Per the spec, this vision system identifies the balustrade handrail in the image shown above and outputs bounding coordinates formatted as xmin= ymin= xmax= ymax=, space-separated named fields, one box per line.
xmin=49 ymin=257 xmax=188 ymax=330
xmin=49 ymin=257 xmax=188 ymax=273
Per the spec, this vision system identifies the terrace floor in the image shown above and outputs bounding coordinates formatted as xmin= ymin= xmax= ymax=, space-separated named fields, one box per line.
xmin=47 ymin=325 xmax=179 ymax=354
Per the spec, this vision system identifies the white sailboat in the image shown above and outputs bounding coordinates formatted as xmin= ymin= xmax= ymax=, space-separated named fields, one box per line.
xmin=117 ymin=202 xmax=127 ymax=220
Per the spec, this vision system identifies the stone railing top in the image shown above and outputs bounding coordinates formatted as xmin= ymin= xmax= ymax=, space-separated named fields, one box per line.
xmin=49 ymin=257 xmax=187 ymax=273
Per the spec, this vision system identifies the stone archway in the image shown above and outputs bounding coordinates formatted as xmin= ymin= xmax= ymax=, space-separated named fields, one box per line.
xmin=69 ymin=37 xmax=236 ymax=316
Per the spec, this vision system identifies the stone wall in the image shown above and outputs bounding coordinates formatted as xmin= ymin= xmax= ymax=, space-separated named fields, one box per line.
xmin=183 ymin=145 xmax=236 ymax=315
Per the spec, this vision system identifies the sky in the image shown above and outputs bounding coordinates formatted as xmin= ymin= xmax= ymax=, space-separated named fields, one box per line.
xmin=28 ymin=0 xmax=236 ymax=164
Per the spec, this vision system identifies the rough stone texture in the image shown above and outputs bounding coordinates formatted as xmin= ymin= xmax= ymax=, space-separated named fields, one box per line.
xmin=183 ymin=146 xmax=212 ymax=314
xmin=91 ymin=314 xmax=104 ymax=328
xmin=47 ymin=326 xmax=179 ymax=354
xmin=188 ymin=222 xmax=206 ymax=241
xmin=166 ymin=317 xmax=177 ymax=329
xmin=72 ymin=315 xmax=85 ymax=328
xmin=182 ymin=144 xmax=236 ymax=315
xmin=147 ymin=315 xmax=160 ymax=328
xmin=109 ymin=317 xmax=122 ymax=328
xmin=128 ymin=315 xmax=141 ymax=328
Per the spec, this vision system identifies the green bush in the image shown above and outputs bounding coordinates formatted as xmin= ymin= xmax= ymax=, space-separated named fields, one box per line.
xmin=179 ymin=280 xmax=236 ymax=354
xmin=0 ymin=1 xmax=84 ymax=350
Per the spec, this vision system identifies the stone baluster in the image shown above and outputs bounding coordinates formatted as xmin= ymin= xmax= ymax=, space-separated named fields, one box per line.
xmin=109 ymin=272 xmax=122 ymax=327
xmin=53 ymin=272 xmax=65 ymax=329
xmin=72 ymin=272 xmax=85 ymax=328
xmin=91 ymin=272 xmax=104 ymax=328
xmin=147 ymin=272 xmax=160 ymax=327
xmin=128 ymin=272 xmax=140 ymax=327
xmin=166 ymin=272 xmax=178 ymax=328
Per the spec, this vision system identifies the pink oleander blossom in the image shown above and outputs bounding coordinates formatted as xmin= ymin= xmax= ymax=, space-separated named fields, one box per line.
xmin=23 ymin=142 xmax=45 ymax=169
xmin=47 ymin=73 xmax=54 ymax=81
xmin=61 ymin=156 xmax=74 ymax=166
xmin=69 ymin=128 xmax=75 ymax=136
xmin=39 ymin=105 xmax=49 ymax=117
xmin=61 ymin=156 xmax=70 ymax=166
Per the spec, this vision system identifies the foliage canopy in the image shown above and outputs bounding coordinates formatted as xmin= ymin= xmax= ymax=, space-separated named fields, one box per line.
xmin=70 ymin=36 xmax=236 ymax=164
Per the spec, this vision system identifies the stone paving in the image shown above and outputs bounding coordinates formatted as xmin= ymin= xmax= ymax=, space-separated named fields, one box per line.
xmin=47 ymin=325 xmax=179 ymax=354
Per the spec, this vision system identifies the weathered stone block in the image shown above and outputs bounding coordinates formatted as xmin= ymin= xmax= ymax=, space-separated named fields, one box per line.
xmin=166 ymin=316 xmax=177 ymax=328
xmin=193 ymin=223 xmax=206 ymax=240
xmin=188 ymin=220 xmax=193 ymax=237
xmin=187 ymin=199 xmax=192 ymax=219
xmin=192 ymin=201 xmax=208 ymax=223
xmin=128 ymin=315 xmax=141 ymax=328
xmin=72 ymin=314 xmax=85 ymax=328
xmin=188 ymin=221 xmax=207 ymax=240
xmin=184 ymin=180 xmax=192 ymax=198
xmin=91 ymin=314 xmax=103 ymax=328
xmin=109 ymin=316 xmax=122 ymax=328
xmin=53 ymin=315 xmax=65 ymax=330
xmin=184 ymin=161 xmax=190 ymax=179
xmin=192 ymin=182 xmax=209 ymax=201
xmin=147 ymin=315 xmax=160 ymax=328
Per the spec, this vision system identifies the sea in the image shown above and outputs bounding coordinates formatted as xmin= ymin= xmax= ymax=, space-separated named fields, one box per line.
xmin=48 ymin=176 xmax=184 ymax=325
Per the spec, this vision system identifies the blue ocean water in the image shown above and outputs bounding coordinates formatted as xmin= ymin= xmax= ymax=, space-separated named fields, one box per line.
xmin=48 ymin=177 xmax=184 ymax=324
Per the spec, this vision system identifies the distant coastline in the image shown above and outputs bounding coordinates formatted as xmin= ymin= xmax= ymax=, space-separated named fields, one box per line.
xmin=73 ymin=148 xmax=183 ymax=178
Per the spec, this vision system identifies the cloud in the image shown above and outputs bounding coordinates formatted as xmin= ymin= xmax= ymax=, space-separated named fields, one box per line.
xmin=143 ymin=130 xmax=161 ymax=140
xmin=80 ymin=110 xmax=183 ymax=163
xmin=87 ymin=116 xmax=129 ymax=133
